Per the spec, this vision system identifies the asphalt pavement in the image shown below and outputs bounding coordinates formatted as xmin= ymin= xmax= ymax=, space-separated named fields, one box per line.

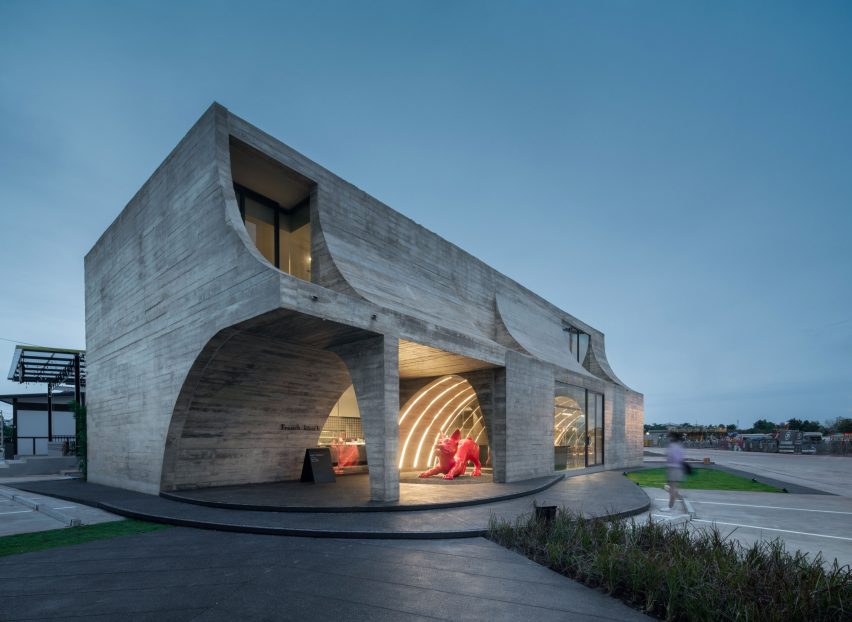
xmin=641 ymin=449 xmax=852 ymax=568
xmin=0 ymin=527 xmax=653 ymax=621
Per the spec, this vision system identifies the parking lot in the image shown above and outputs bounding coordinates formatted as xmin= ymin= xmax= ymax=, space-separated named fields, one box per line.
xmin=643 ymin=449 xmax=852 ymax=568
xmin=0 ymin=484 xmax=122 ymax=537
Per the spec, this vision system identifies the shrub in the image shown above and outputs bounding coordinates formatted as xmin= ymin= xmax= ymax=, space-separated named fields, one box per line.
xmin=489 ymin=509 xmax=850 ymax=621
xmin=70 ymin=401 xmax=87 ymax=480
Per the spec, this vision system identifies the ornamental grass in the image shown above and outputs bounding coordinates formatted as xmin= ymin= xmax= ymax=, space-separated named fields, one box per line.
xmin=488 ymin=509 xmax=850 ymax=621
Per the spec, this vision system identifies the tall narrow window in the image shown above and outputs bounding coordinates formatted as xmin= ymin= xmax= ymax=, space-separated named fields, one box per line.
xmin=243 ymin=195 xmax=276 ymax=265
xmin=564 ymin=324 xmax=590 ymax=367
xmin=281 ymin=202 xmax=311 ymax=281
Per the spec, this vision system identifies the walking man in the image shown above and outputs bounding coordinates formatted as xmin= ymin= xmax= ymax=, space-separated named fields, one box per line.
xmin=666 ymin=431 xmax=685 ymax=509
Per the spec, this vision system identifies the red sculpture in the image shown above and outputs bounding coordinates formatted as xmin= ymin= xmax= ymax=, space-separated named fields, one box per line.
xmin=418 ymin=429 xmax=482 ymax=480
xmin=332 ymin=436 xmax=359 ymax=474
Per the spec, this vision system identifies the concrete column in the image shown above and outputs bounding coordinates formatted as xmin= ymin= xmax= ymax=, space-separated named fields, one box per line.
xmin=330 ymin=334 xmax=400 ymax=502
xmin=501 ymin=350 xmax=554 ymax=482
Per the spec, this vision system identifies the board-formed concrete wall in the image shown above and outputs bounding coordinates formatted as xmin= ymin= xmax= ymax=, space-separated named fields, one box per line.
xmin=85 ymin=102 xmax=643 ymax=499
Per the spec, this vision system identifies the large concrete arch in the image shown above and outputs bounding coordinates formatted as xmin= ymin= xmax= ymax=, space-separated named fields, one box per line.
xmin=160 ymin=329 xmax=352 ymax=491
xmin=159 ymin=307 xmax=400 ymax=499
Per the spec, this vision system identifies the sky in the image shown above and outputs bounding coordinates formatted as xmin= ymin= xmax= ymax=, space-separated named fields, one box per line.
xmin=0 ymin=0 xmax=850 ymax=428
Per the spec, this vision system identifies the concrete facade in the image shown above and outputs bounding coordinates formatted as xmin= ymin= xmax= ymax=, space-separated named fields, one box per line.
xmin=85 ymin=103 xmax=643 ymax=500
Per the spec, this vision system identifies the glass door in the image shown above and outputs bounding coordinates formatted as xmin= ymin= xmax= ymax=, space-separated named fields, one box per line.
xmin=587 ymin=391 xmax=604 ymax=466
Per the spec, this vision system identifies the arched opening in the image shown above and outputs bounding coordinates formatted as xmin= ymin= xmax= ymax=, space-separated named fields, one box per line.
xmin=160 ymin=309 xmax=383 ymax=493
xmin=397 ymin=375 xmax=490 ymax=475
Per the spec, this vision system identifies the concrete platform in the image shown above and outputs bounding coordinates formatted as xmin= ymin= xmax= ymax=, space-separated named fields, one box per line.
xmin=9 ymin=471 xmax=650 ymax=539
xmin=161 ymin=472 xmax=563 ymax=512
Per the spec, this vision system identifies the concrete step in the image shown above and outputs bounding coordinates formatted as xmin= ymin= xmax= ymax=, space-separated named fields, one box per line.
xmin=0 ymin=486 xmax=81 ymax=526
xmin=0 ymin=456 xmax=78 ymax=477
xmin=650 ymin=511 xmax=691 ymax=525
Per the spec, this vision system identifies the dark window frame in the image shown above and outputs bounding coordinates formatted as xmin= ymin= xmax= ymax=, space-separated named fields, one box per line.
xmin=234 ymin=183 xmax=311 ymax=274
xmin=563 ymin=324 xmax=590 ymax=365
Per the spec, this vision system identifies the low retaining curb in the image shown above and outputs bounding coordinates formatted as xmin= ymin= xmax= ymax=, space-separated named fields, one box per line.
xmin=0 ymin=485 xmax=81 ymax=527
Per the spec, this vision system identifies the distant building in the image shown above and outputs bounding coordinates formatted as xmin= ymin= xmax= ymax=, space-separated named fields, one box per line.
xmin=4 ymin=345 xmax=85 ymax=457
xmin=0 ymin=390 xmax=77 ymax=456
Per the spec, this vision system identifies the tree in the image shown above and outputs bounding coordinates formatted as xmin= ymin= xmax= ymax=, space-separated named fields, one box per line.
xmin=838 ymin=418 xmax=852 ymax=434
xmin=751 ymin=419 xmax=776 ymax=433
xmin=800 ymin=420 xmax=821 ymax=432
xmin=786 ymin=418 xmax=804 ymax=430
xmin=726 ymin=424 xmax=737 ymax=431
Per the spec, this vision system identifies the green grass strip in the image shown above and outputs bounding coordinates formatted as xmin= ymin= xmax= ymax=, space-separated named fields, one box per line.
xmin=0 ymin=519 xmax=170 ymax=558
xmin=626 ymin=467 xmax=783 ymax=492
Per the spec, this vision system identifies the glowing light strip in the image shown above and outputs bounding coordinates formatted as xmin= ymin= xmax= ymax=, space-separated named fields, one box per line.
xmin=443 ymin=402 xmax=487 ymax=460
xmin=459 ymin=405 xmax=481 ymax=432
xmin=398 ymin=380 xmax=465 ymax=468
xmin=412 ymin=388 xmax=475 ymax=468
xmin=474 ymin=423 xmax=486 ymax=444
xmin=435 ymin=395 xmax=477 ymax=440
xmin=398 ymin=376 xmax=453 ymax=425
xmin=555 ymin=423 xmax=584 ymax=445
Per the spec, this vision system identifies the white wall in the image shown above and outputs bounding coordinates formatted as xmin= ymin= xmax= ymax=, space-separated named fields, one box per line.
xmin=16 ymin=410 xmax=76 ymax=455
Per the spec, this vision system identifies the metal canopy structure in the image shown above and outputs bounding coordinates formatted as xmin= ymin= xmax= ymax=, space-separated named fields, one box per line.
xmin=6 ymin=345 xmax=86 ymax=453
xmin=7 ymin=345 xmax=86 ymax=404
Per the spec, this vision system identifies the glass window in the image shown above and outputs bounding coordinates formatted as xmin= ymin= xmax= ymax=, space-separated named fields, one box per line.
xmin=554 ymin=385 xmax=586 ymax=470
xmin=578 ymin=333 xmax=590 ymax=365
xmin=565 ymin=324 xmax=592 ymax=369
xmin=555 ymin=386 xmax=604 ymax=470
xmin=243 ymin=197 xmax=275 ymax=265
xmin=589 ymin=391 xmax=604 ymax=466
xmin=236 ymin=184 xmax=311 ymax=281
xmin=280 ymin=203 xmax=311 ymax=281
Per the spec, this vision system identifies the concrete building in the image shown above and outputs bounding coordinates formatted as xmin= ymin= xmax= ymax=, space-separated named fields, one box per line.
xmin=85 ymin=103 xmax=643 ymax=501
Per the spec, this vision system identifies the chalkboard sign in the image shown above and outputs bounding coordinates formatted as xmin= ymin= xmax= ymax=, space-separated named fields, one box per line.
xmin=300 ymin=448 xmax=336 ymax=483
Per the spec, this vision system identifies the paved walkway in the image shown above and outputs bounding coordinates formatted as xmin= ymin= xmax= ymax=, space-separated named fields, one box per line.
xmin=0 ymin=485 xmax=121 ymax=537
xmin=10 ymin=471 xmax=649 ymax=538
xmin=0 ymin=527 xmax=653 ymax=621
xmin=638 ymin=453 xmax=852 ymax=568
xmin=643 ymin=486 xmax=852 ymax=568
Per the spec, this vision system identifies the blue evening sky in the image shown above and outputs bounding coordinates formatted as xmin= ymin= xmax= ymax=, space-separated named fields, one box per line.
xmin=1 ymin=1 xmax=850 ymax=428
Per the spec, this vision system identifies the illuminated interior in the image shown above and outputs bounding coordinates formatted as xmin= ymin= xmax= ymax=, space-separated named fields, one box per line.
xmin=398 ymin=375 xmax=490 ymax=472
xmin=554 ymin=385 xmax=604 ymax=469
xmin=230 ymin=138 xmax=314 ymax=281
xmin=554 ymin=391 xmax=586 ymax=470
xmin=317 ymin=385 xmax=367 ymax=473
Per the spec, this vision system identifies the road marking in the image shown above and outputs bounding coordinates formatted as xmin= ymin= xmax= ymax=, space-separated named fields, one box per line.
xmin=0 ymin=510 xmax=33 ymax=515
xmin=653 ymin=498 xmax=852 ymax=515
xmin=692 ymin=519 xmax=852 ymax=541
xmin=52 ymin=506 xmax=76 ymax=510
